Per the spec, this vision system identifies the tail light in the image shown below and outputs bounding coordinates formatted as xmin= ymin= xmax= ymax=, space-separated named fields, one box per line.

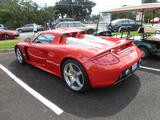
xmin=92 ymin=53 xmax=120 ymax=65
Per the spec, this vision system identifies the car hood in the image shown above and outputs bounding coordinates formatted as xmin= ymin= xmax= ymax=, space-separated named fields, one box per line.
xmin=1 ymin=30 xmax=18 ymax=33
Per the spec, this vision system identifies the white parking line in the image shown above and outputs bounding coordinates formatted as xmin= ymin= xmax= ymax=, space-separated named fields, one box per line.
xmin=140 ymin=66 xmax=160 ymax=72
xmin=0 ymin=64 xmax=63 ymax=115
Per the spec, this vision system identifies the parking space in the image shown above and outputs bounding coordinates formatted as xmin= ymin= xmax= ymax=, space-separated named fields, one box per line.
xmin=0 ymin=51 xmax=160 ymax=120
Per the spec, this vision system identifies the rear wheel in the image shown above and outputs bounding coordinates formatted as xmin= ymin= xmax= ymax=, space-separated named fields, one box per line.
xmin=16 ymin=47 xmax=25 ymax=64
xmin=2 ymin=34 xmax=9 ymax=40
xmin=139 ymin=47 xmax=150 ymax=59
xmin=87 ymin=29 xmax=94 ymax=34
xmin=18 ymin=29 xmax=23 ymax=33
xmin=62 ymin=59 xmax=90 ymax=93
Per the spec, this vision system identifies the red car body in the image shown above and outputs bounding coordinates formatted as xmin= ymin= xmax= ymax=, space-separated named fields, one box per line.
xmin=0 ymin=29 xmax=19 ymax=40
xmin=15 ymin=28 xmax=142 ymax=88
xmin=150 ymin=17 xmax=160 ymax=23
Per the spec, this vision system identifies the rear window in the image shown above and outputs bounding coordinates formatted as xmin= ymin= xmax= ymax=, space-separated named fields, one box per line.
xmin=82 ymin=35 xmax=113 ymax=45
xmin=66 ymin=37 xmax=105 ymax=48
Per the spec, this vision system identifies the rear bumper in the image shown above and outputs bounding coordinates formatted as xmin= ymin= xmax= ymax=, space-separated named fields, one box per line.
xmin=83 ymin=47 xmax=142 ymax=88
xmin=114 ymin=60 xmax=140 ymax=85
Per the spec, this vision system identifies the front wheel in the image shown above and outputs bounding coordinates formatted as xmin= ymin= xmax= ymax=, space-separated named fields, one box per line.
xmin=62 ymin=59 xmax=90 ymax=93
xmin=139 ymin=47 xmax=150 ymax=59
xmin=16 ymin=47 xmax=25 ymax=64
xmin=87 ymin=29 xmax=94 ymax=34
xmin=2 ymin=34 xmax=9 ymax=40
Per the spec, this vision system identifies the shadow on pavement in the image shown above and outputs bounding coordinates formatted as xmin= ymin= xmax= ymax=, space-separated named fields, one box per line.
xmin=9 ymin=60 xmax=141 ymax=118
xmin=141 ymin=57 xmax=160 ymax=69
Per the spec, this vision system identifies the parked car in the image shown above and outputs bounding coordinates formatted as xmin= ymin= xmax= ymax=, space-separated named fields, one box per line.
xmin=0 ymin=29 xmax=19 ymax=40
xmin=15 ymin=28 xmax=142 ymax=93
xmin=55 ymin=21 xmax=96 ymax=34
xmin=53 ymin=18 xmax=74 ymax=25
xmin=16 ymin=24 xmax=43 ymax=33
xmin=110 ymin=19 xmax=141 ymax=32
xmin=0 ymin=24 xmax=5 ymax=29
xmin=150 ymin=17 xmax=160 ymax=23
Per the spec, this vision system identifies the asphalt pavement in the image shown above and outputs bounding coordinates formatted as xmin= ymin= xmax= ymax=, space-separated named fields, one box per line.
xmin=0 ymin=51 xmax=160 ymax=120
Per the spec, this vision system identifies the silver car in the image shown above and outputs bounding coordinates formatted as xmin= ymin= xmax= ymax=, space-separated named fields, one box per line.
xmin=55 ymin=21 xmax=96 ymax=34
xmin=0 ymin=24 xmax=5 ymax=29
xmin=16 ymin=24 xmax=43 ymax=33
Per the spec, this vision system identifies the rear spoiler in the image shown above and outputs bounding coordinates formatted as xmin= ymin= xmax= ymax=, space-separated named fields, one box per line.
xmin=90 ymin=39 xmax=133 ymax=60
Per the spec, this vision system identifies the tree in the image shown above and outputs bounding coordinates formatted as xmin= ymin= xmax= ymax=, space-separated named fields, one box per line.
xmin=55 ymin=0 xmax=96 ymax=21
xmin=142 ymin=0 xmax=159 ymax=22
xmin=0 ymin=0 xmax=57 ymax=28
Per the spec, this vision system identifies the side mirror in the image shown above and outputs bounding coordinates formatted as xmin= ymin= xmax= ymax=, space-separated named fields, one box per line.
xmin=24 ymin=37 xmax=32 ymax=42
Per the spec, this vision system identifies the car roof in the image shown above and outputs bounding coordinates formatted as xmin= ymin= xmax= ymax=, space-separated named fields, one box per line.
xmin=58 ymin=21 xmax=82 ymax=24
xmin=57 ymin=18 xmax=74 ymax=21
xmin=40 ymin=28 xmax=84 ymax=35
xmin=112 ymin=19 xmax=134 ymax=23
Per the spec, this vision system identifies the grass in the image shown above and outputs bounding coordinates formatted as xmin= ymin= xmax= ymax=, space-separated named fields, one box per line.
xmin=0 ymin=38 xmax=23 ymax=50
xmin=112 ymin=31 xmax=140 ymax=36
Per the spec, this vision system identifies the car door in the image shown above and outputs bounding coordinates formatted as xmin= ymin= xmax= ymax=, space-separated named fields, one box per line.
xmin=0 ymin=30 xmax=2 ymax=39
xmin=128 ymin=20 xmax=139 ymax=31
xmin=27 ymin=33 xmax=55 ymax=67
xmin=23 ymin=24 xmax=33 ymax=31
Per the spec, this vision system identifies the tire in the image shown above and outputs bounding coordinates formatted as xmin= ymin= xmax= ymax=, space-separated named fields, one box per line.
xmin=62 ymin=59 xmax=90 ymax=93
xmin=2 ymin=34 xmax=9 ymax=40
xmin=139 ymin=47 xmax=150 ymax=59
xmin=18 ymin=29 xmax=23 ymax=33
xmin=15 ymin=47 xmax=25 ymax=65
xmin=87 ymin=29 xmax=94 ymax=34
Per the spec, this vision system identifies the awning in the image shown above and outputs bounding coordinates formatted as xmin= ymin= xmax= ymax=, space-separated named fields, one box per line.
xmin=101 ymin=3 xmax=160 ymax=13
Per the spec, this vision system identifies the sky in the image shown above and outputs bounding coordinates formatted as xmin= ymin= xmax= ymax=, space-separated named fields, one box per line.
xmin=32 ymin=0 xmax=143 ymax=14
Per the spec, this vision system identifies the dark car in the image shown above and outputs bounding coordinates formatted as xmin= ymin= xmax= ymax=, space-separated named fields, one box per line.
xmin=110 ymin=19 xmax=141 ymax=32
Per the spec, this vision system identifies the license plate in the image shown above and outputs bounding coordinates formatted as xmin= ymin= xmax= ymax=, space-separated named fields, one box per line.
xmin=132 ymin=62 xmax=138 ymax=72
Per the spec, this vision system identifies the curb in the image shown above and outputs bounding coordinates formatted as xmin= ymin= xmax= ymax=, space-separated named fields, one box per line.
xmin=0 ymin=48 xmax=14 ymax=53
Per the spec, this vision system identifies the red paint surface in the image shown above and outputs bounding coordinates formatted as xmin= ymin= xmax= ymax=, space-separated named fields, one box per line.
xmin=16 ymin=28 xmax=142 ymax=88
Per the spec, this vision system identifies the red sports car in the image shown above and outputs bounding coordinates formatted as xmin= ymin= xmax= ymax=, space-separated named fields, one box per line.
xmin=15 ymin=28 xmax=142 ymax=92
xmin=0 ymin=29 xmax=19 ymax=40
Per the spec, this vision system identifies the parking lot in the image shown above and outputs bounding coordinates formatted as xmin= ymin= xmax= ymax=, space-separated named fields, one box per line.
xmin=0 ymin=50 xmax=160 ymax=120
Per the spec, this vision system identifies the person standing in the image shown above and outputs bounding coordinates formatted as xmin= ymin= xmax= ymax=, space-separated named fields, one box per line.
xmin=33 ymin=23 xmax=38 ymax=36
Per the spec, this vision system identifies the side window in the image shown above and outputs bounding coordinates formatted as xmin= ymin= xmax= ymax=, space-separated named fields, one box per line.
xmin=118 ymin=21 xmax=123 ymax=24
xmin=129 ymin=20 xmax=136 ymax=24
xmin=69 ymin=23 xmax=75 ymax=27
xmin=57 ymin=23 xmax=68 ymax=28
xmin=33 ymin=34 xmax=55 ymax=44
xmin=25 ymin=24 xmax=33 ymax=27
xmin=74 ymin=23 xmax=84 ymax=27
xmin=120 ymin=20 xmax=128 ymax=24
